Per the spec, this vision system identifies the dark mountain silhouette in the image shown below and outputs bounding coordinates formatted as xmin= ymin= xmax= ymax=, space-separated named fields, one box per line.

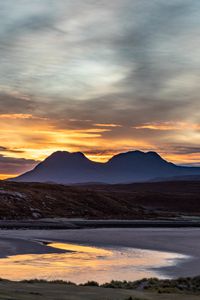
xmin=11 ymin=150 xmax=200 ymax=184
xmin=151 ymin=175 xmax=200 ymax=182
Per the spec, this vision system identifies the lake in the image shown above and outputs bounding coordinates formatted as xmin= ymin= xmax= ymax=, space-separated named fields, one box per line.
xmin=0 ymin=241 xmax=189 ymax=284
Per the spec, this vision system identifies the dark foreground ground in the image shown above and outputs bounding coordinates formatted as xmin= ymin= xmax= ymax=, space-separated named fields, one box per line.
xmin=0 ymin=180 xmax=200 ymax=220
xmin=0 ymin=279 xmax=200 ymax=300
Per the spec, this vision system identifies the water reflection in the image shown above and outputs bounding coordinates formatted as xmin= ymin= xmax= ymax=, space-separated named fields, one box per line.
xmin=0 ymin=242 xmax=188 ymax=283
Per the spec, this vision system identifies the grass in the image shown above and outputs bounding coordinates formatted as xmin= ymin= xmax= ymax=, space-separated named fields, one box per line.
xmin=101 ymin=276 xmax=200 ymax=293
xmin=22 ymin=276 xmax=200 ymax=293
xmin=0 ymin=277 xmax=199 ymax=300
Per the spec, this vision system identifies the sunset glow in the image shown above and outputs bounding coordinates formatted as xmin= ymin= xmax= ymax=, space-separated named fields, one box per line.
xmin=0 ymin=0 xmax=199 ymax=178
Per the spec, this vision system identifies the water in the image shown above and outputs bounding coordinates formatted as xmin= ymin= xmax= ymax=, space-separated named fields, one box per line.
xmin=0 ymin=242 xmax=189 ymax=284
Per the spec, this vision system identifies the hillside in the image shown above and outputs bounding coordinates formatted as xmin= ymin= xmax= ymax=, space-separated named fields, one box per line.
xmin=11 ymin=150 xmax=200 ymax=184
xmin=0 ymin=181 xmax=200 ymax=220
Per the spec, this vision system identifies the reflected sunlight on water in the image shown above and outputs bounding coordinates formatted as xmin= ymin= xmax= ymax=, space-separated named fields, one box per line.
xmin=0 ymin=242 xmax=189 ymax=284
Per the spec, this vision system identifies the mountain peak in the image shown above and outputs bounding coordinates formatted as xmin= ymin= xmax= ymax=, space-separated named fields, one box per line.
xmin=146 ymin=151 xmax=162 ymax=159
xmin=48 ymin=151 xmax=70 ymax=158
xmin=46 ymin=151 xmax=87 ymax=161
xmin=12 ymin=149 xmax=200 ymax=184
xmin=108 ymin=150 xmax=161 ymax=163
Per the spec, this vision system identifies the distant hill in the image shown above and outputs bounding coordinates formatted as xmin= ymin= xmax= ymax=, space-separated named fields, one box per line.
xmin=152 ymin=175 xmax=200 ymax=182
xmin=11 ymin=150 xmax=200 ymax=184
xmin=1 ymin=180 xmax=200 ymax=220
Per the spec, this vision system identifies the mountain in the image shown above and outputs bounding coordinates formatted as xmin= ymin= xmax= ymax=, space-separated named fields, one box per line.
xmin=11 ymin=150 xmax=200 ymax=184
xmin=151 ymin=175 xmax=200 ymax=182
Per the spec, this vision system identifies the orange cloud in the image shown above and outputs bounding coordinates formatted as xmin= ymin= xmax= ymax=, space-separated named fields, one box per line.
xmin=0 ymin=114 xmax=34 ymax=120
xmin=162 ymin=152 xmax=200 ymax=166
xmin=94 ymin=123 xmax=122 ymax=128
xmin=134 ymin=122 xmax=200 ymax=131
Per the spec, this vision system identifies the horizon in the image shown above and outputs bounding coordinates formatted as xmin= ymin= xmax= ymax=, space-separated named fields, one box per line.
xmin=0 ymin=0 xmax=200 ymax=179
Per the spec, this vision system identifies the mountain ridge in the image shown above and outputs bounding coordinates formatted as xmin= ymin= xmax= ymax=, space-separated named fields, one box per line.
xmin=11 ymin=150 xmax=200 ymax=184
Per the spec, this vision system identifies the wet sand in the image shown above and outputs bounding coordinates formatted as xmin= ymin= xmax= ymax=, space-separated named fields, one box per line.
xmin=0 ymin=228 xmax=200 ymax=278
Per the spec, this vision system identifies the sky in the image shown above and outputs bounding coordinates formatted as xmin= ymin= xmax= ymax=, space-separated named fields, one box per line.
xmin=0 ymin=0 xmax=200 ymax=179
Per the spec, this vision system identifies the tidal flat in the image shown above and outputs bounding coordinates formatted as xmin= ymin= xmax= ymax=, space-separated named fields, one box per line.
xmin=0 ymin=228 xmax=200 ymax=281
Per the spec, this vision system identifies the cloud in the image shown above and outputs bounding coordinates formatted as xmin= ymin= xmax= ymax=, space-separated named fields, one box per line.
xmin=0 ymin=146 xmax=24 ymax=154
xmin=0 ymin=114 xmax=35 ymax=120
xmin=0 ymin=92 xmax=33 ymax=114
xmin=164 ymin=145 xmax=200 ymax=155
xmin=94 ymin=123 xmax=122 ymax=128
xmin=0 ymin=0 xmax=199 ymax=100
xmin=0 ymin=0 xmax=199 ymax=172
xmin=0 ymin=154 xmax=38 ymax=176
xmin=133 ymin=122 xmax=200 ymax=131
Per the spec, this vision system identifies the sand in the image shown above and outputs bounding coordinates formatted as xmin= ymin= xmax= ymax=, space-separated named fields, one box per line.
xmin=0 ymin=227 xmax=200 ymax=278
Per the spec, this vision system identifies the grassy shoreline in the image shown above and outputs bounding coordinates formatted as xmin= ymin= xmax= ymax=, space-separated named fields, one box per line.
xmin=18 ymin=276 xmax=200 ymax=293
xmin=0 ymin=276 xmax=200 ymax=295
xmin=0 ymin=278 xmax=200 ymax=300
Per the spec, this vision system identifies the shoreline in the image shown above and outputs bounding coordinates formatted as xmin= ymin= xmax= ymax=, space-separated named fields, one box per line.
xmin=0 ymin=219 xmax=200 ymax=229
